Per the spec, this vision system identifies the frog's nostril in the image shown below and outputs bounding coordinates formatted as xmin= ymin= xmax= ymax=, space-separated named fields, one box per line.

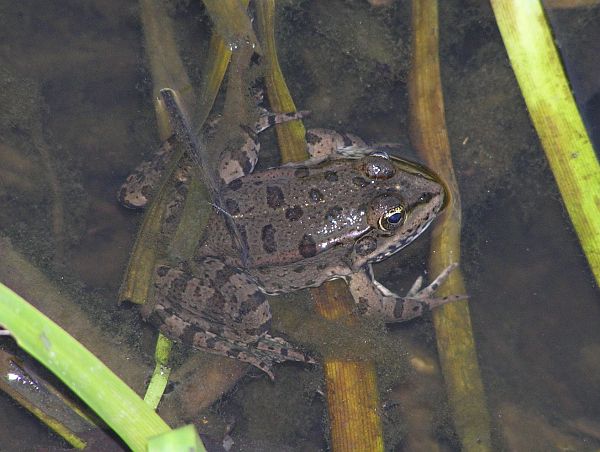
xmin=418 ymin=193 xmax=433 ymax=204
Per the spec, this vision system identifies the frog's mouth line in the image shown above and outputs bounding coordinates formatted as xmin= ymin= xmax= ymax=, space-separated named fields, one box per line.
xmin=389 ymin=155 xmax=449 ymax=211
xmin=375 ymin=216 xmax=436 ymax=260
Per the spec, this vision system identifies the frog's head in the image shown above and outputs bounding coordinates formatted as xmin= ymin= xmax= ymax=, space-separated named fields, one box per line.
xmin=349 ymin=152 xmax=446 ymax=271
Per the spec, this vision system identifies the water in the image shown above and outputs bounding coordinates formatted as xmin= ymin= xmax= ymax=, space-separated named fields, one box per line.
xmin=0 ymin=0 xmax=599 ymax=450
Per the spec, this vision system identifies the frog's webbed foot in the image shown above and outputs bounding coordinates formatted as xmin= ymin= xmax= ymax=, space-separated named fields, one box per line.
xmin=226 ymin=334 xmax=314 ymax=380
xmin=348 ymin=263 xmax=467 ymax=323
xmin=178 ymin=329 xmax=313 ymax=380
xmin=257 ymin=334 xmax=316 ymax=363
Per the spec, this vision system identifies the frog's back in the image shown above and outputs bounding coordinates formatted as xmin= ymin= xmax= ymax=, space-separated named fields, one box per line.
xmin=214 ymin=160 xmax=372 ymax=267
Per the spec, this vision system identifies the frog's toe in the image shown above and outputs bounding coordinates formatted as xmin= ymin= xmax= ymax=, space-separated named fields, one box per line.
xmin=231 ymin=350 xmax=276 ymax=380
xmin=192 ymin=333 xmax=280 ymax=380
xmin=233 ymin=340 xmax=315 ymax=381
xmin=397 ymin=263 xmax=468 ymax=318
xmin=257 ymin=334 xmax=316 ymax=365
xmin=406 ymin=262 xmax=460 ymax=299
xmin=396 ymin=294 xmax=468 ymax=319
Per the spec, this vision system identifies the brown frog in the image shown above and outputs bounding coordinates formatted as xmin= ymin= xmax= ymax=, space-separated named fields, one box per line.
xmin=119 ymin=89 xmax=459 ymax=378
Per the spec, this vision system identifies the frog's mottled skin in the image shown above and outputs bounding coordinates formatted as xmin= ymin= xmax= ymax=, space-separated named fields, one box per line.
xmin=119 ymin=89 xmax=457 ymax=378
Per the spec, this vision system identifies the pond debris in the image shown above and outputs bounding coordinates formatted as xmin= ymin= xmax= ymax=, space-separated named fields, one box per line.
xmin=0 ymin=349 xmax=123 ymax=450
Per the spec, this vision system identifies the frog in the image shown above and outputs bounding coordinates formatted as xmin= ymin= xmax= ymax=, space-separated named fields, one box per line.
xmin=118 ymin=88 xmax=460 ymax=379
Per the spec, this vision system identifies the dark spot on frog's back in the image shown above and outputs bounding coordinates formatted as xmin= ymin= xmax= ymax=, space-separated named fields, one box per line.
xmin=241 ymin=155 xmax=253 ymax=175
xmin=309 ymin=188 xmax=324 ymax=203
xmin=357 ymin=297 xmax=369 ymax=315
xmin=261 ymin=224 xmax=277 ymax=254
xmin=266 ymin=185 xmax=285 ymax=208
xmin=418 ymin=192 xmax=434 ymax=204
xmin=225 ymin=198 xmax=240 ymax=215
xmin=306 ymin=131 xmax=322 ymax=145
xmin=299 ymin=234 xmax=317 ymax=258
xmin=353 ymin=176 xmax=368 ymax=188
xmin=285 ymin=205 xmax=304 ymax=221
xmin=325 ymin=206 xmax=343 ymax=222
xmin=294 ymin=167 xmax=309 ymax=178
xmin=228 ymin=179 xmax=243 ymax=191
xmin=156 ymin=265 xmax=169 ymax=277
xmin=325 ymin=171 xmax=338 ymax=182
xmin=181 ymin=325 xmax=201 ymax=345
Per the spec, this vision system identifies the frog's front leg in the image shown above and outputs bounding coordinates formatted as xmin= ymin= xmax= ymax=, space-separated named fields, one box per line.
xmin=142 ymin=258 xmax=313 ymax=379
xmin=348 ymin=263 xmax=465 ymax=322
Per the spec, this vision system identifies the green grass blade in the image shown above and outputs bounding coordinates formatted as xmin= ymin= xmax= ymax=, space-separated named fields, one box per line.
xmin=491 ymin=0 xmax=600 ymax=285
xmin=147 ymin=424 xmax=207 ymax=452
xmin=144 ymin=333 xmax=173 ymax=409
xmin=0 ymin=281 xmax=171 ymax=451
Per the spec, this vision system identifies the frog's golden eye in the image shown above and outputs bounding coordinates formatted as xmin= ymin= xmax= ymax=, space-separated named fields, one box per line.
xmin=366 ymin=194 xmax=406 ymax=231
xmin=379 ymin=206 xmax=406 ymax=231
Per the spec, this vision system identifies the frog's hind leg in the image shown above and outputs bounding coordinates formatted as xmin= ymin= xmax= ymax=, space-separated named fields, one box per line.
xmin=144 ymin=260 xmax=313 ymax=379
xmin=218 ymin=110 xmax=309 ymax=184
xmin=256 ymin=333 xmax=316 ymax=364
xmin=178 ymin=328 xmax=311 ymax=380
xmin=348 ymin=263 xmax=467 ymax=322
xmin=305 ymin=128 xmax=367 ymax=160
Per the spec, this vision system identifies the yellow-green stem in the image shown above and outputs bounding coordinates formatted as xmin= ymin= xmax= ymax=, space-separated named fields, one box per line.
xmin=490 ymin=0 xmax=600 ymax=286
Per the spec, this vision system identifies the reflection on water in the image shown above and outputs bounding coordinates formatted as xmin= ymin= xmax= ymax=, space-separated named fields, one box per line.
xmin=0 ymin=0 xmax=599 ymax=450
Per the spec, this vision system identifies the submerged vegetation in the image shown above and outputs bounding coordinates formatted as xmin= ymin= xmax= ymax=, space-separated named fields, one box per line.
xmin=0 ymin=0 xmax=599 ymax=450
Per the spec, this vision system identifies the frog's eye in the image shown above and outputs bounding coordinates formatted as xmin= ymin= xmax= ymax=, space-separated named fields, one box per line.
xmin=367 ymin=195 xmax=407 ymax=231
xmin=359 ymin=155 xmax=395 ymax=180
xmin=379 ymin=206 xmax=406 ymax=231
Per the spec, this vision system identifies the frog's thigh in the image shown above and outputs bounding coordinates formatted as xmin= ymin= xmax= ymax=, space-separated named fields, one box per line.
xmin=147 ymin=259 xmax=271 ymax=343
xmin=145 ymin=260 xmax=313 ymax=378
xmin=305 ymin=128 xmax=366 ymax=159
xmin=347 ymin=266 xmax=450 ymax=322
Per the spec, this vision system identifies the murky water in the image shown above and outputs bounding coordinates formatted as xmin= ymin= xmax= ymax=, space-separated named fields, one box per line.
xmin=0 ymin=1 xmax=599 ymax=450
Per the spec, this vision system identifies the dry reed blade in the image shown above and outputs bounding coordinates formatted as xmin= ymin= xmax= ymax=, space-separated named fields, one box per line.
xmin=408 ymin=0 xmax=492 ymax=450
